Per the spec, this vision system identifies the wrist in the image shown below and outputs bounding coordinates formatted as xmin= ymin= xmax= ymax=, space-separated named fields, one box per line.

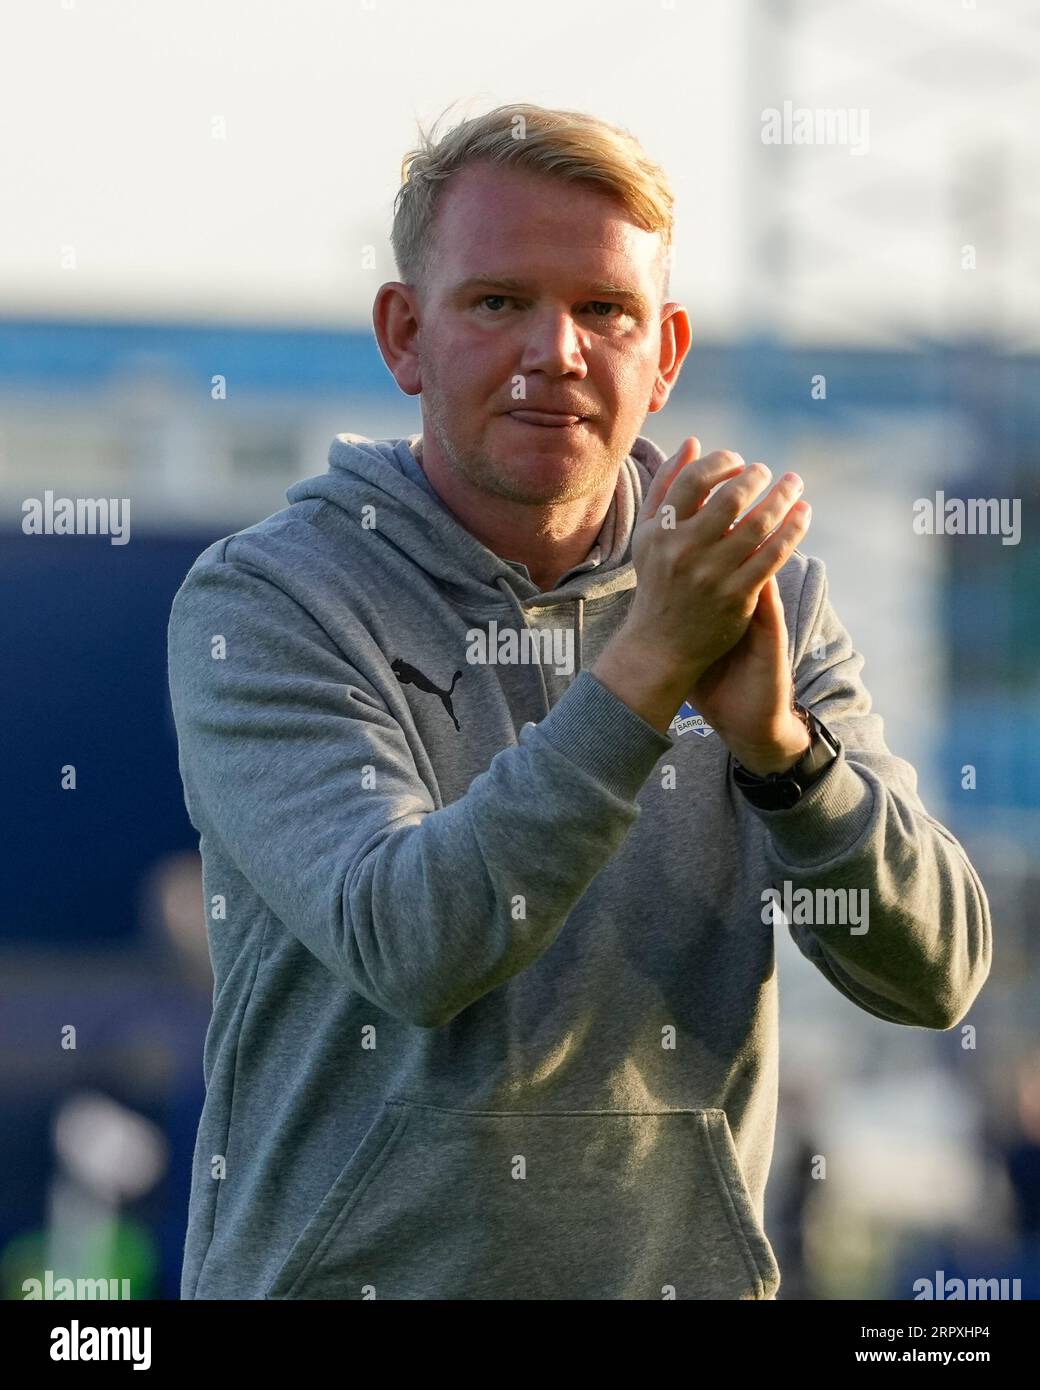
xmin=732 ymin=704 xmax=842 ymax=810
xmin=592 ymin=633 xmax=697 ymax=735
xmin=726 ymin=712 xmax=811 ymax=775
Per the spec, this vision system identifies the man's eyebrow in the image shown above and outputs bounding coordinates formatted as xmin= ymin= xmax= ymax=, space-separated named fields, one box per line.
xmin=450 ymin=275 xmax=654 ymax=314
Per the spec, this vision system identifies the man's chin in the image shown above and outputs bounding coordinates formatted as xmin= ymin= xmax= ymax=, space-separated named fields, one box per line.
xmin=492 ymin=411 xmax=602 ymax=465
xmin=479 ymin=442 xmax=616 ymax=506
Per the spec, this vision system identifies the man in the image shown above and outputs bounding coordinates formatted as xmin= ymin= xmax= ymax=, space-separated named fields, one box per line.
xmin=167 ymin=103 xmax=991 ymax=1300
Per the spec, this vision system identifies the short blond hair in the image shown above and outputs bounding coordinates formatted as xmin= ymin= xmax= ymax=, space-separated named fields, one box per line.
xmin=390 ymin=102 xmax=674 ymax=297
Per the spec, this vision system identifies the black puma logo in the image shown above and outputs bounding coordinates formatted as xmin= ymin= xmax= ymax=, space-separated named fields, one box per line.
xmin=391 ymin=657 xmax=462 ymax=731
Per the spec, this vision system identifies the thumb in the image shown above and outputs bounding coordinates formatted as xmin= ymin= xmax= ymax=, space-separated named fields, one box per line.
xmin=754 ymin=574 xmax=790 ymax=646
xmin=639 ymin=435 xmax=700 ymax=524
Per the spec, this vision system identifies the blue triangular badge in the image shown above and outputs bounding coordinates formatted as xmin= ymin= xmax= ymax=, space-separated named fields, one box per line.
xmin=669 ymin=701 xmax=715 ymax=738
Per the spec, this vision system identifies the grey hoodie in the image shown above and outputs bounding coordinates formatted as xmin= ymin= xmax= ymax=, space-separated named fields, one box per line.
xmin=167 ymin=431 xmax=992 ymax=1300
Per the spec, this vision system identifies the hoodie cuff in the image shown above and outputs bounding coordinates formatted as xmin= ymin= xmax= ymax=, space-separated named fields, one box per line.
xmin=536 ymin=669 xmax=675 ymax=802
xmin=738 ymin=749 xmax=875 ymax=869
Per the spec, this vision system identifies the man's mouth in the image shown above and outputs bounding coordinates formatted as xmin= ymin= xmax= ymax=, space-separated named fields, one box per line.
xmin=507 ymin=410 xmax=585 ymax=428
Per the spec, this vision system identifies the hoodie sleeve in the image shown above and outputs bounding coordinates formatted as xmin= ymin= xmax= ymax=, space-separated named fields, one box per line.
xmin=167 ymin=549 xmax=674 ymax=1029
xmin=745 ymin=554 xmax=992 ymax=1030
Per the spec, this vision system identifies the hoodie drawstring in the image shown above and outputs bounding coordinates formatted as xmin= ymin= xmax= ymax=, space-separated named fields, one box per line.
xmin=494 ymin=575 xmax=584 ymax=722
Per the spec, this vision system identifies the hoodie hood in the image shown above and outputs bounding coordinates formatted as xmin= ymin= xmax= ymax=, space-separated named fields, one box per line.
xmin=285 ymin=431 xmax=669 ymax=718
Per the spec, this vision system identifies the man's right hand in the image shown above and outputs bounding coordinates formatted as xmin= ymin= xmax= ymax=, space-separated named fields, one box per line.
xmin=591 ymin=437 xmax=811 ymax=734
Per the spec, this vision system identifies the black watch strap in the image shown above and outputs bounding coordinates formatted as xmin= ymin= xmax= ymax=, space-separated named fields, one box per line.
xmin=732 ymin=703 xmax=841 ymax=810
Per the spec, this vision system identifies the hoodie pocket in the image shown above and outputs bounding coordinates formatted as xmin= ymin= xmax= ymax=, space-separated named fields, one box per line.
xmin=265 ymin=1100 xmax=779 ymax=1300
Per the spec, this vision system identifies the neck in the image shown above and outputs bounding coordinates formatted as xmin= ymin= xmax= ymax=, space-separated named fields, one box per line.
xmin=414 ymin=437 xmax=614 ymax=592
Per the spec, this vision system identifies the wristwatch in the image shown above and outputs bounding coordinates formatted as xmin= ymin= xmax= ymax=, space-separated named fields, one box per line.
xmin=732 ymin=703 xmax=841 ymax=810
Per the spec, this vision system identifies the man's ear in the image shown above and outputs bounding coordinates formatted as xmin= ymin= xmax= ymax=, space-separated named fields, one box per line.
xmin=648 ymin=301 xmax=693 ymax=414
xmin=373 ymin=281 xmax=423 ymax=396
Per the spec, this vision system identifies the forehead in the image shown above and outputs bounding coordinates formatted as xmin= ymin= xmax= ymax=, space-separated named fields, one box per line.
xmin=427 ymin=160 xmax=663 ymax=286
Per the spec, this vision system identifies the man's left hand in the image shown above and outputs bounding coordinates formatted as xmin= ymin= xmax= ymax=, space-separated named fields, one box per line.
xmin=685 ymin=574 xmax=810 ymax=775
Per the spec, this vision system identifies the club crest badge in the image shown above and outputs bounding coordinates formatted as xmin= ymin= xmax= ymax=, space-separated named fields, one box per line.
xmin=669 ymin=701 xmax=715 ymax=738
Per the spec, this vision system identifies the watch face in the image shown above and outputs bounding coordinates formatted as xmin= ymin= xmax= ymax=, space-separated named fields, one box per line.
xmin=733 ymin=710 xmax=839 ymax=809
xmin=790 ymin=709 xmax=839 ymax=779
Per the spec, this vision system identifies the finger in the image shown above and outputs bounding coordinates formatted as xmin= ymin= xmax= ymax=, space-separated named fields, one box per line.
xmin=720 ymin=472 xmax=805 ymax=560
xmin=657 ymin=448 xmax=749 ymax=524
xmin=690 ymin=460 xmax=776 ymax=534
xmin=736 ymin=500 xmax=812 ymax=588
xmin=752 ymin=573 xmax=786 ymax=638
xmin=640 ymin=435 xmax=700 ymax=522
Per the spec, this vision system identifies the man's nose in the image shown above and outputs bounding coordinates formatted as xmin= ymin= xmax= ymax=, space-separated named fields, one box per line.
xmin=518 ymin=311 xmax=589 ymax=376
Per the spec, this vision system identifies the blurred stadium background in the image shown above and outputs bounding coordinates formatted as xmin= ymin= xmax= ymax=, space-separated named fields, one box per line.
xmin=2 ymin=0 xmax=1038 ymax=1299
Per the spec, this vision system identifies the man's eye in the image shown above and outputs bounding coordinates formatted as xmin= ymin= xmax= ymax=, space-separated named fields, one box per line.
xmin=476 ymin=296 xmax=626 ymax=319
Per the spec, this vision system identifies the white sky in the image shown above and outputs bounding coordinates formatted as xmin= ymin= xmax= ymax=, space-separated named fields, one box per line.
xmin=1 ymin=0 xmax=1036 ymax=346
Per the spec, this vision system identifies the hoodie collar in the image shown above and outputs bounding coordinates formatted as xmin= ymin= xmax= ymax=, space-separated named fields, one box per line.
xmin=285 ymin=431 xmax=669 ymax=719
xmin=397 ymin=433 xmax=621 ymax=591
xmin=288 ymin=430 xmax=666 ymax=607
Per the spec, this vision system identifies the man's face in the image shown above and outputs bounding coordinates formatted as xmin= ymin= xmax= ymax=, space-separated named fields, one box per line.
xmin=408 ymin=160 xmax=680 ymax=507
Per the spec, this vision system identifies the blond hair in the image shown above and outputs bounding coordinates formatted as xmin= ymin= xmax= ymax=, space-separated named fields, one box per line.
xmin=390 ymin=102 xmax=674 ymax=297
